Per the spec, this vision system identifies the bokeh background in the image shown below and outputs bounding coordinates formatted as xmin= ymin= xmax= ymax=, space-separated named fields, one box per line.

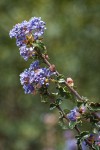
xmin=0 ymin=0 xmax=100 ymax=149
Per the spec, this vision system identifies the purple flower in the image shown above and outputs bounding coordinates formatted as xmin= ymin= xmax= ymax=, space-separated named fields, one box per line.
xmin=29 ymin=60 xmax=40 ymax=71
xmin=20 ymin=69 xmax=30 ymax=85
xmin=23 ymin=84 xmax=34 ymax=94
xmin=29 ymin=17 xmax=46 ymax=40
xmin=9 ymin=21 xmax=29 ymax=38
xmin=9 ymin=17 xmax=46 ymax=47
xmin=67 ymin=107 xmax=80 ymax=121
xmin=9 ymin=17 xmax=46 ymax=60
xmin=9 ymin=20 xmax=29 ymax=47
xmin=20 ymin=61 xmax=55 ymax=94
xmin=19 ymin=46 xmax=35 ymax=61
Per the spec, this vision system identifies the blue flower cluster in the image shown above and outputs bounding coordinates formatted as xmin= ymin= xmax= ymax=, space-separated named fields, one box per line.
xmin=67 ymin=107 xmax=80 ymax=121
xmin=10 ymin=17 xmax=55 ymax=94
xmin=19 ymin=46 xmax=35 ymax=61
xmin=9 ymin=17 xmax=46 ymax=60
xmin=20 ymin=61 xmax=55 ymax=94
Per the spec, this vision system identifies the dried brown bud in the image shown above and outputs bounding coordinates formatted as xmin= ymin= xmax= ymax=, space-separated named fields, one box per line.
xmin=49 ymin=64 xmax=56 ymax=72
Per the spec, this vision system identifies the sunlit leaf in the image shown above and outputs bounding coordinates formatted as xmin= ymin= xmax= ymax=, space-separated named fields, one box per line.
xmin=50 ymin=103 xmax=56 ymax=110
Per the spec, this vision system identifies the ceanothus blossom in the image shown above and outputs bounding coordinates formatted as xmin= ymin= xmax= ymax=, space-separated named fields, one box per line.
xmin=67 ymin=107 xmax=80 ymax=121
xmin=9 ymin=17 xmax=46 ymax=60
xmin=20 ymin=61 xmax=55 ymax=94
xmin=29 ymin=17 xmax=46 ymax=40
xmin=9 ymin=17 xmax=46 ymax=43
xmin=19 ymin=46 xmax=35 ymax=61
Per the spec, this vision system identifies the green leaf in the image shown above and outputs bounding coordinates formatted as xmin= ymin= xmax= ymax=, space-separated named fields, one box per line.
xmin=33 ymin=41 xmax=47 ymax=54
xmin=80 ymin=131 xmax=89 ymax=138
xmin=58 ymin=78 xmax=65 ymax=83
xmin=57 ymin=85 xmax=71 ymax=99
xmin=58 ymin=118 xmax=69 ymax=129
xmin=36 ymin=40 xmax=45 ymax=48
xmin=69 ymin=120 xmax=82 ymax=129
xmin=63 ymin=109 xmax=70 ymax=114
xmin=57 ymin=74 xmax=64 ymax=80
xmin=89 ymin=102 xmax=100 ymax=111
xmin=77 ymin=139 xmax=80 ymax=145
xmin=77 ymin=100 xmax=83 ymax=107
xmin=81 ymin=96 xmax=88 ymax=102
xmin=69 ymin=121 xmax=77 ymax=129
xmin=93 ymin=146 xmax=100 ymax=150
xmin=95 ymin=123 xmax=100 ymax=129
xmin=76 ymin=131 xmax=90 ymax=144
xmin=51 ymin=92 xmax=58 ymax=96
xmin=56 ymin=98 xmax=62 ymax=105
xmin=89 ymin=115 xmax=99 ymax=123
xmin=93 ymin=128 xmax=98 ymax=134
xmin=76 ymin=131 xmax=90 ymax=149
xmin=62 ymin=125 xmax=69 ymax=130
xmin=50 ymin=103 xmax=56 ymax=110
xmin=58 ymin=118 xmax=63 ymax=126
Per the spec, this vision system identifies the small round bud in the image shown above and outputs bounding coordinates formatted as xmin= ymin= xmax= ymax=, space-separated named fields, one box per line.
xmin=79 ymin=104 xmax=87 ymax=114
xmin=45 ymin=54 xmax=49 ymax=60
xmin=66 ymin=77 xmax=74 ymax=87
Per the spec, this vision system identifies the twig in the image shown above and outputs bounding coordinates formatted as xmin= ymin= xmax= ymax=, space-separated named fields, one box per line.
xmin=42 ymin=54 xmax=95 ymax=150
xmin=42 ymin=54 xmax=83 ymax=101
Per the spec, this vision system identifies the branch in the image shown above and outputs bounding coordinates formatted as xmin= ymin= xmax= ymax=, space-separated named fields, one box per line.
xmin=42 ymin=54 xmax=83 ymax=101
xmin=42 ymin=54 xmax=96 ymax=150
xmin=10 ymin=17 xmax=99 ymax=150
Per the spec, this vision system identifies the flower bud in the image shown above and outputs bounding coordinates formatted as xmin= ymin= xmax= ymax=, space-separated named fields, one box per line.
xmin=49 ymin=64 xmax=55 ymax=72
xmin=79 ymin=104 xmax=87 ymax=114
xmin=44 ymin=54 xmax=49 ymax=60
xmin=66 ymin=77 xmax=74 ymax=87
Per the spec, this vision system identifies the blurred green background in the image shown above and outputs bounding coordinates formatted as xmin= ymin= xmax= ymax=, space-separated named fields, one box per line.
xmin=0 ymin=0 xmax=100 ymax=149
